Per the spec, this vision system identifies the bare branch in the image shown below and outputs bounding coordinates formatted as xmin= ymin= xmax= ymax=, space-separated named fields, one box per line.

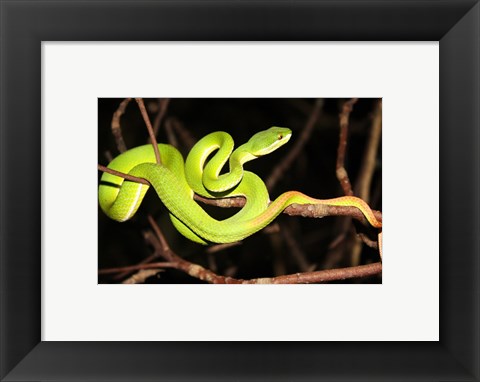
xmin=111 ymin=98 xmax=131 ymax=153
xmin=336 ymin=98 xmax=358 ymax=196
xmin=283 ymin=203 xmax=382 ymax=226
xmin=99 ymin=262 xmax=176 ymax=275
xmin=98 ymin=164 xmax=149 ymax=185
xmin=356 ymin=233 xmax=379 ymax=250
xmin=193 ymin=193 xmax=246 ymax=208
xmin=206 ymin=242 xmax=242 ymax=254
xmin=122 ymin=269 xmax=164 ymax=284
xmin=281 ymin=222 xmax=312 ymax=272
xmin=147 ymin=215 xmax=174 ymax=260
xmin=103 ymin=150 xmax=113 ymax=163
xmin=252 ymin=262 xmax=382 ymax=284
xmin=144 ymin=230 xmax=381 ymax=284
xmin=111 ymin=252 xmax=164 ymax=282
xmin=167 ymin=117 xmax=196 ymax=150
xmin=266 ymin=98 xmax=323 ymax=191
xmin=152 ymin=98 xmax=171 ymax=138
xmin=135 ymin=98 xmax=162 ymax=165
xmin=98 ymin=163 xmax=382 ymax=227
xmin=355 ymin=99 xmax=382 ymax=202
xmin=164 ymin=116 xmax=179 ymax=147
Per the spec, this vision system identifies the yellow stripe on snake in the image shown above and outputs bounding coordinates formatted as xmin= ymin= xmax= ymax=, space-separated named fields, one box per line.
xmin=99 ymin=127 xmax=382 ymax=248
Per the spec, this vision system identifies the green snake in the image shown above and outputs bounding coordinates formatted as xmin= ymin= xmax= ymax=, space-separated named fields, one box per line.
xmin=99 ymin=127 xmax=382 ymax=245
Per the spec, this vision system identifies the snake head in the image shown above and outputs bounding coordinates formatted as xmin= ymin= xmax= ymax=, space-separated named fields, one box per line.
xmin=248 ymin=126 xmax=292 ymax=157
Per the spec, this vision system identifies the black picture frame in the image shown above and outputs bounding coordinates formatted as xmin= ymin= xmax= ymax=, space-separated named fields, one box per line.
xmin=1 ymin=1 xmax=478 ymax=381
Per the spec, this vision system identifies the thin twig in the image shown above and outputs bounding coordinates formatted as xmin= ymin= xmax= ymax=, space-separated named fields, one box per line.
xmin=167 ymin=117 xmax=196 ymax=150
xmin=122 ymin=269 xmax=164 ymax=284
xmin=262 ymin=223 xmax=281 ymax=235
xmin=207 ymin=253 xmax=218 ymax=273
xmin=144 ymin=230 xmax=381 ymax=284
xmin=111 ymin=251 xmax=163 ymax=282
xmin=147 ymin=215 xmax=173 ymax=260
xmin=270 ymin=232 xmax=287 ymax=276
xmin=141 ymin=219 xmax=382 ymax=284
xmin=356 ymin=233 xmax=379 ymax=250
xmin=266 ymin=98 xmax=324 ymax=191
xmin=144 ymin=226 xmax=227 ymax=282
xmin=99 ymin=262 xmax=176 ymax=275
xmin=322 ymin=223 xmax=351 ymax=271
xmin=111 ymin=98 xmax=131 ymax=153
xmin=355 ymin=99 xmax=382 ymax=203
xmin=164 ymin=116 xmax=179 ymax=147
xmin=98 ymin=164 xmax=149 ymax=185
xmin=206 ymin=242 xmax=242 ymax=254
xmin=328 ymin=232 xmax=347 ymax=250
xmin=254 ymin=262 xmax=382 ymax=284
xmin=135 ymin=98 xmax=162 ymax=165
xmin=352 ymin=99 xmax=382 ymax=265
xmin=335 ymin=98 xmax=358 ymax=266
xmin=333 ymin=99 xmax=383 ymax=265
xmin=336 ymin=98 xmax=358 ymax=196
xmin=281 ymin=222 xmax=312 ymax=272
xmin=349 ymin=229 xmax=364 ymax=267
xmin=103 ymin=150 xmax=113 ymax=163
xmin=152 ymin=98 xmax=171 ymax=138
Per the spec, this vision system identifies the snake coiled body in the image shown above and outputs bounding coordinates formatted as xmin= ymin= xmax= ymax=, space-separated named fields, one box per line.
xmin=99 ymin=127 xmax=382 ymax=245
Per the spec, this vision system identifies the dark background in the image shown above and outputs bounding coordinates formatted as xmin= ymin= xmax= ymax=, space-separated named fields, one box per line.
xmin=98 ymin=98 xmax=382 ymax=283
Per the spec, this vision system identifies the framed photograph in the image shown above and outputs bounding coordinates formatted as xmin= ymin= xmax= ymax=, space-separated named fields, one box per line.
xmin=1 ymin=1 xmax=479 ymax=381
xmin=97 ymin=97 xmax=383 ymax=285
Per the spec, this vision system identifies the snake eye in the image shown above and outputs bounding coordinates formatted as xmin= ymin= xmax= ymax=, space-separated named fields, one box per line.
xmin=278 ymin=134 xmax=283 ymax=140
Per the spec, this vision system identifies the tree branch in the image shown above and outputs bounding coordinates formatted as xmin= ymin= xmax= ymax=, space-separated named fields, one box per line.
xmin=143 ymin=222 xmax=381 ymax=284
xmin=135 ymin=98 xmax=162 ymax=165
xmin=355 ymin=99 xmax=382 ymax=202
xmin=99 ymin=262 xmax=176 ymax=275
xmin=122 ymin=269 xmax=164 ymax=284
xmin=98 ymin=164 xmax=149 ymax=185
xmin=336 ymin=98 xmax=357 ymax=196
xmin=266 ymin=98 xmax=323 ymax=191
xmin=98 ymin=163 xmax=382 ymax=228
xmin=110 ymin=98 xmax=130 ymax=153
xmin=166 ymin=117 xmax=196 ymax=150
xmin=152 ymin=98 xmax=170 ymax=138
